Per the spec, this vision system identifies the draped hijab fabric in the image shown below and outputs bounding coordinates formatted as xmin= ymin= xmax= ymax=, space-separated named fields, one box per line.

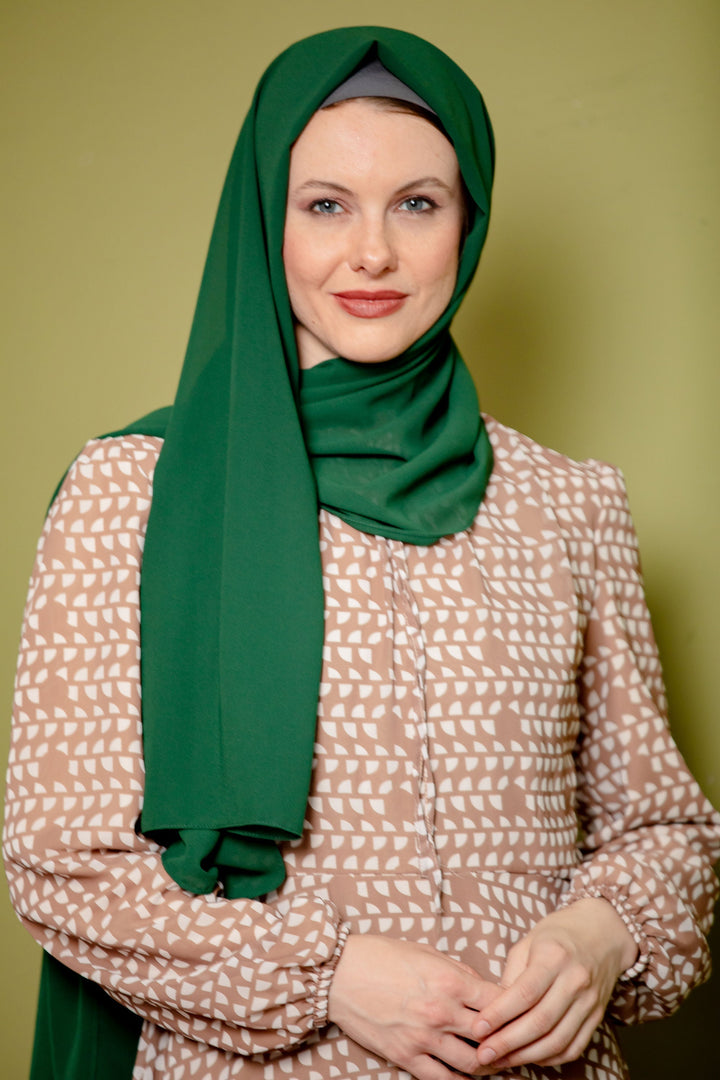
xmin=32 ymin=26 xmax=495 ymax=1077
xmin=138 ymin=25 xmax=495 ymax=898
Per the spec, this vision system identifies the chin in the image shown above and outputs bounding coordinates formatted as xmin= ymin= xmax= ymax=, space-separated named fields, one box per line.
xmin=337 ymin=330 xmax=422 ymax=365
xmin=343 ymin=349 xmax=404 ymax=365
xmin=296 ymin=321 xmax=427 ymax=370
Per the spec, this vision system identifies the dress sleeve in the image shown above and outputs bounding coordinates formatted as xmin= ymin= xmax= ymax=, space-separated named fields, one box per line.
xmin=2 ymin=437 xmax=348 ymax=1057
xmin=558 ymin=461 xmax=720 ymax=1023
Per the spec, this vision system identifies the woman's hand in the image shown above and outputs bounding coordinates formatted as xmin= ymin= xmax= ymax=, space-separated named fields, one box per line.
xmin=328 ymin=935 xmax=502 ymax=1080
xmin=470 ymin=898 xmax=639 ymax=1073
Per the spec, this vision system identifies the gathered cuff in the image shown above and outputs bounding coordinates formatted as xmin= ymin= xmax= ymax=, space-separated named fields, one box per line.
xmin=310 ymin=921 xmax=352 ymax=1029
xmin=557 ymin=885 xmax=649 ymax=982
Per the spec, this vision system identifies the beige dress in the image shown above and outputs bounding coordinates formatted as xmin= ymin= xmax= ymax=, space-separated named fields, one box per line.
xmin=5 ymin=418 xmax=720 ymax=1080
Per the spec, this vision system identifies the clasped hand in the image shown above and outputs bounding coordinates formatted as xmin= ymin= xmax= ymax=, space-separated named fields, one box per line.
xmin=327 ymin=899 xmax=637 ymax=1079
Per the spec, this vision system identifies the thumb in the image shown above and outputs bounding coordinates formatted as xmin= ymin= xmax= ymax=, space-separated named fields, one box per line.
xmin=500 ymin=935 xmax=531 ymax=990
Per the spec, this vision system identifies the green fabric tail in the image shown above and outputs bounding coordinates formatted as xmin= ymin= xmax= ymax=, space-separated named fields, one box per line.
xmin=30 ymin=954 xmax=142 ymax=1080
xmin=31 ymin=409 xmax=172 ymax=1079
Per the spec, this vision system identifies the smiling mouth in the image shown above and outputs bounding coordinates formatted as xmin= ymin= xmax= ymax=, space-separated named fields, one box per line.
xmin=333 ymin=290 xmax=408 ymax=318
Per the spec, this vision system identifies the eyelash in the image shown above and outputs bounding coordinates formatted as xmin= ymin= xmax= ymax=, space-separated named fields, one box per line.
xmin=307 ymin=195 xmax=439 ymax=216
xmin=309 ymin=199 xmax=343 ymax=215
xmin=399 ymin=196 xmax=437 ymax=213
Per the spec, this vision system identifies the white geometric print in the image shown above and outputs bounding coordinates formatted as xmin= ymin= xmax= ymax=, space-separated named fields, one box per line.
xmin=4 ymin=419 xmax=720 ymax=1079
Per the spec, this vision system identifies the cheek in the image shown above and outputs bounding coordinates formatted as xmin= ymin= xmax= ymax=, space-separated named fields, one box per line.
xmin=283 ymin=215 xmax=340 ymax=292
xmin=418 ymin=236 xmax=461 ymax=298
xmin=281 ymin=227 xmax=307 ymax=300
xmin=414 ymin=215 xmax=463 ymax=281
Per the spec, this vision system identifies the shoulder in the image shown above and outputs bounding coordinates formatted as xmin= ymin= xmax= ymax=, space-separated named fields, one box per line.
xmin=481 ymin=415 xmax=643 ymax=594
xmin=39 ymin=435 xmax=164 ymax=568
xmin=52 ymin=434 xmax=164 ymax=507
xmin=483 ymin=414 xmax=628 ymax=513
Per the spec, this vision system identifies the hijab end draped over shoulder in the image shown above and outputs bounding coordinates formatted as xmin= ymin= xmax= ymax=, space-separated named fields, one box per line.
xmin=126 ymin=26 xmax=496 ymax=899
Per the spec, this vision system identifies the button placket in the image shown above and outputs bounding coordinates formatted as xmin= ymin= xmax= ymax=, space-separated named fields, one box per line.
xmin=386 ymin=537 xmax=443 ymax=915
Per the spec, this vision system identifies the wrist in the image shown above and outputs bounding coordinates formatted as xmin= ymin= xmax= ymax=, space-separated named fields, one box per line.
xmin=327 ymin=931 xmax=364 ymax=1027
xmin=568 ymin=897 xmax=639 ymax=973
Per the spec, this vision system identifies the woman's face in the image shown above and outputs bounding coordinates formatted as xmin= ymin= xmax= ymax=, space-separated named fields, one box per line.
xmin=283 ymin=99 xmax=465 ymax=370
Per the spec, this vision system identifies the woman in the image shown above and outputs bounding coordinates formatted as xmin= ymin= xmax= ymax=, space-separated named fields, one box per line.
xmin=4 ymin=26 xmax=720 ymax=1080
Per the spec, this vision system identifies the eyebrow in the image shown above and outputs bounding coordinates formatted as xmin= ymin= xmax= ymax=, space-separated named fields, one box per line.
xmin=292 ymin=176 xmax=455 ymax=197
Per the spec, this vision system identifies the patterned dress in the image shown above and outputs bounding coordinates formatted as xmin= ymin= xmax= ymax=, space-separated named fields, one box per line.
xmin=4 ymin=417 xmax=720 ymax=1080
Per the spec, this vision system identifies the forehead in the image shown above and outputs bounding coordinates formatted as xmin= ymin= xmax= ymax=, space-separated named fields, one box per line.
xmin=289 ymin=99 xmax=460 ymax=183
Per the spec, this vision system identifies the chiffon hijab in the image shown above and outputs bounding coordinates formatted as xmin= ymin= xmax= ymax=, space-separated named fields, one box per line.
xmin=32 ymin=27 xmax=495 ymax=1077
xmin=135 ymin=26 xmax=495 ymax=899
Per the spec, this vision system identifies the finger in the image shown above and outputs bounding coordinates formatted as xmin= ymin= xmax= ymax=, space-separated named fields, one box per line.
xmin=450 ymin=956 xmax=485 ymax=977
xmin=520 ymin=1004 xmax=606 ymax=1068
xmin=462 ymin=979 xmax=504 ymax=1016
xmin=498 ymin=937 xmax=531 ymax=990
xmin=410 ymin=1051 xmax=483 ymax=1080
xmin=476 ymin=975 xmax=607 ymax=1071
xmin=473 ymin=955 xmax=601 ymax=1066
xmin=474 ymin=988 xmax=575 ymax=1067
xmin=483 ymin=1009 xmax=598 ymax=1071
xmin=429 ymin=1033 xmax=496 ymax=1077
xmin=472 ymin=961 xmax=556 ymax=1039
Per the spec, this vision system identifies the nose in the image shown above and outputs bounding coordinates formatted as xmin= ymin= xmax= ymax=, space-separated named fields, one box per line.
xmin=349 ymin=215 xmax=397 ymax=275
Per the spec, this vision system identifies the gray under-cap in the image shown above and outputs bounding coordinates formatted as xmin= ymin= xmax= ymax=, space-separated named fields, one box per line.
xmin=320 ymin=58 xmax=437 ymax=115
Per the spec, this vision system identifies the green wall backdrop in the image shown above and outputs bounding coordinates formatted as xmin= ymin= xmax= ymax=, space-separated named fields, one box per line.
xmin=2 ymin=2 xmax=718 ymax=1076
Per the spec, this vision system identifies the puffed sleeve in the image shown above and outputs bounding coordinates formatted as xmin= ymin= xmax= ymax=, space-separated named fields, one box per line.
xmin=559 ymin=461 xmax=720 ymax=1022
xmin=2 ymin=437 xmax=348 ymax=1057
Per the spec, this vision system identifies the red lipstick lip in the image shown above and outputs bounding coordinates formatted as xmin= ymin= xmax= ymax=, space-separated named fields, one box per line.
xmin=333 ymin=290 xmax=408 ymax=300
xmin=332 ymin=290 xmax=409 ymax=319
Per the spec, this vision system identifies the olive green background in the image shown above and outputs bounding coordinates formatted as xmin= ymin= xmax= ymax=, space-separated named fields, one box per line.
xmin=2 ymin=2 xmax=718 ymax=1076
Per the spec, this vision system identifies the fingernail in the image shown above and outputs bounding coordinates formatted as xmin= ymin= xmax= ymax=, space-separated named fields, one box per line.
xmin=474 ymin=1020 xmax=491 ymax=1039
xmin=478 ymin=1047 xmax=497 ymax=1065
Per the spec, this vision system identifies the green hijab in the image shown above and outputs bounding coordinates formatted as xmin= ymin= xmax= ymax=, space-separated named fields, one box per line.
xmin=136 ymin=25 xmax=495 ymax=899
xmin=32 ymin=27 xmax=494 ymax=1078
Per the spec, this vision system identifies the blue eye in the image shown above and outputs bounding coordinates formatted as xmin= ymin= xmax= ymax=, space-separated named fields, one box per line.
xmin=400 ymin=196 xmax=435 ymax=213
xmin=310 ymin=199 xmax=342 ymax=214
